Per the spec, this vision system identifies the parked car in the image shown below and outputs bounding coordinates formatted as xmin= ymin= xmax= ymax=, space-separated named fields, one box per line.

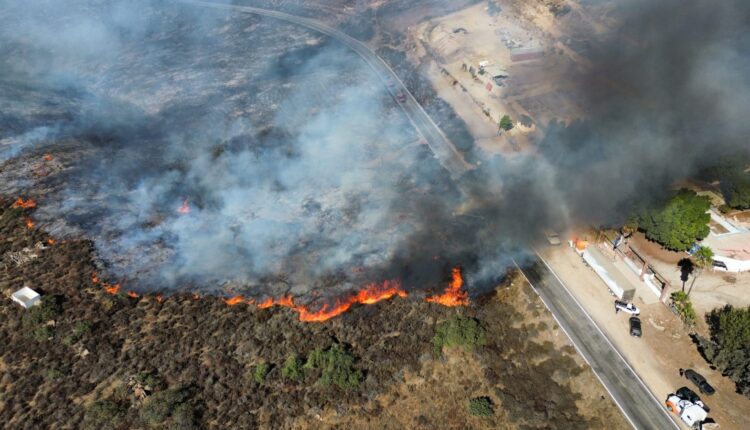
xmin=543 ymin=229 xmax=561 ymax=246
xmin=684 ymin=369 xmax=716 ymax=395
xmin=395 ymin=92 xmax=406 ymax=103
xmin=614 ymin=300 xmax=640 ymax=315
xmin=676 ymin=386 xmax=710 ymax=412
xmin=629 ymin=317 xmax=642 ymax=337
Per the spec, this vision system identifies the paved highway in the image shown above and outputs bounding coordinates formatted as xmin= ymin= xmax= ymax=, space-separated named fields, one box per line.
xmin=179 ymin=0 xmax=471 ymax=179
xmin=516 ymin=254 xmax=680 ymax=430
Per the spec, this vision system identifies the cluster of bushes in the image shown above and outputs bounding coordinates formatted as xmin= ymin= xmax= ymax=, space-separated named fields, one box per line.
xmin=22 ymin=295 xmax=63 ymax=342
xmin=671 ymin=291 xmax=697 ymax=325
xmin=634 ymin=189 xmax=710 ymax=251
xmin=250 ymin=343 xmax=363 ymax=390
xmin=83 ymin=375 xmax=197 ymax=430
xmin=433 ymin=315 xmax=487 ymax=355
xmin=468 ymin=396 xmax=494 ymax=417
xmin=697 ymin=305 xmax=750 ymax=398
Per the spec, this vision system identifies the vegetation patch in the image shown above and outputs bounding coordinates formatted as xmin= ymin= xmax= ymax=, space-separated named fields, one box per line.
xmin=282 ymin=354 xmax=304 ymax=381
xmin=697 ymin=305 xmax=750 ymax=398
xmin=468 ymin=396 xmax=494 ymax=417
xmin=671 ymin=291 xmax=697 ymax=326
xmin=433 ymin=315 xmax=487 ymax=355
xmin=304 ymin=343 xmax=363 ymax=389
xmin=635 ymin=189 xmax=710 ymax=251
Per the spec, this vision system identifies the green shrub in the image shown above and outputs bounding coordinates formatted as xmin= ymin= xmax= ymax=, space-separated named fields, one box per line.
xmin=499 ymin=115 xmax=514 ymax=131
xmin=282 ymin=354 xmax=304 ymax=381
xmin=140 ymin=388 xmax=191 ymax=428
xmin=45 ymin=367 xmax=66 ymax=380
xmin=253 ymin=362 xmax=270 ymax=385
xmin=32 ymin=325 xmax=54 ymax=342
xmin=304 ymin=343 xmax=362 ymax=389
xmin=64 ymin=321 xmax=93 ymax=345
xmin=83 ymin=400 xmax=127 ymax=430
xmin=671 ymin=291 xmax=697 ymax=325
xmin=468 ymin=396 xmax=494 ymax=417
xmin=22 ymin=295 xmax=62 ymax=328
xmin=433 ymin=315 xmax=487 ymax=355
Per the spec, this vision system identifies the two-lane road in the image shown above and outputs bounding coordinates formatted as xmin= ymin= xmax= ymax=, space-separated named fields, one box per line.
xmin=178 ymin=0 xmax=471 ymax=179
xmin=516 ymin=254 xmax=679 ymax=430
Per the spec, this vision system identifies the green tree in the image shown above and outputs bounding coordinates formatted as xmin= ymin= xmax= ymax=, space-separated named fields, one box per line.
xmin=636 ymin=189 xmax=711 ymax=250
xmin=281 ymin=354 xmax=304 ymax=381
xmin=139 ymin=388 xmax=191 ymax=428
xmin=433 ymin=315 xmax=487 ymax=355
xmin=83 ymin=399 xmax=127 ymax=430
xmin=304 ymin=343 xmax=362 ymax=389
xmin=468 ymin=396 xmax=494 ymax=417
xmin=686 ymin=246 xmax=714 ymax=298
xmin=499 ymin=115 xmax=513 ymax=131
xmin=697 ymin=305 xmax=750 ymax=397
xmin=724 ymin=172 xmax=750 ymax=209
xmin=253 ymin=362 xmax=270 ymax=385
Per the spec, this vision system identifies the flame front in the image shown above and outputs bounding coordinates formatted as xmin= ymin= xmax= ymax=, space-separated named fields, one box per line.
xmin=222 ymin=280 xmax=408 ymax=322
xmin=91 ymin=272 xmax=122 ymax=295
xmin=13 ymin=198 xmax=37 ymax=209
xmin=425 ymin=267 xmax=469 ymax=307
xmin=24 ymin=218 xmax=35 ymax=229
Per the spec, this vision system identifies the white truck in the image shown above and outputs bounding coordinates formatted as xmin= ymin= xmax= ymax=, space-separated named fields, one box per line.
xmin=665 ymin=394 xmax=708 ymax=428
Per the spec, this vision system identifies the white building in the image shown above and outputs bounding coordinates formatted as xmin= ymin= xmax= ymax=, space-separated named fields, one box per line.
xmin=11 ymin=286 xmax=41 ymax=309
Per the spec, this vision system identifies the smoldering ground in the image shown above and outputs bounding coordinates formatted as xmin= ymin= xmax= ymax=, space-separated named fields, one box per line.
xmin=1 ymin=0 xmax=749 ymax=301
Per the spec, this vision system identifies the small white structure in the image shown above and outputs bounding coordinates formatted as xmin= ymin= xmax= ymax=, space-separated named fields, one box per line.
xmin=11 ymin=287 xmax=41 ymax=309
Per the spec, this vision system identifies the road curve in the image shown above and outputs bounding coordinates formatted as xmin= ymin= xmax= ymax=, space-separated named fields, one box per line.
xmin=178 ymin=0 xmax=471 ymax=179
xmin=516 ymin=254 xmax=680 ymax=430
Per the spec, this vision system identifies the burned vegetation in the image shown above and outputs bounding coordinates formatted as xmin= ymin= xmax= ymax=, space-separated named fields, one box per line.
xmin=0 ymin=199 xmax=626 ymax=429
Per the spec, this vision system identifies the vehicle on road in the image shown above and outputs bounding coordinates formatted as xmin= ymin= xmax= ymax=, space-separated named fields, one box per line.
xmin=395 ymin=92 xmax=406 ymax=103
xmin=684 ymin=369 xmax=716 ymax=395
xmin=676 ymin=386 xmax=710 ymax=411
xmin=614 ymin=300 xmax=640 ymax=315
xmin=629 ymin=316 xmax=642 ymax=337
xmin=543 ymin=229 xmax=561 ymax=245
xmin=666 ymin=392 xmax=708 ymax=428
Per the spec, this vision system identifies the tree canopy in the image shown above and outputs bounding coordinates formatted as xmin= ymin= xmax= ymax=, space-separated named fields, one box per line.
xmin=698 ymin=305 xmax=750 ymax=398
xmin=724 ymin=172 xmax=750 ymax=210
xmin=499 ymin=115 xmax=514 ymax=131
xmin=636 ymin=189 xmax=710 ymax=251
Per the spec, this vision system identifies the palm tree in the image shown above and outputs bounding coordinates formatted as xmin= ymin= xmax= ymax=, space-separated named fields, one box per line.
xmin=686 ymin=246 xmax=714 ymax=298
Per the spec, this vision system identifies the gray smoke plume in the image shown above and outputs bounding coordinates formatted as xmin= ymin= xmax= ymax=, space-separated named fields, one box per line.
xmin=1 ymin=0 xmax=749 ymax=300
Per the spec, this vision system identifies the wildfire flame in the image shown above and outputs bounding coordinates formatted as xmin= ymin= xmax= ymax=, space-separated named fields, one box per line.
xmin=127 ymin=291 xmax=139 ymax=298
xmin=425 ymin=267 xmax=469 ymax=307
xmin=222 ymin=280 xmax=408 ymax=322
xmin=24 ymin=218 xmax=35 ymax=229
xmin=155 ymin=294 xmax=164 ymax=303
xmin=43 ymin=153 xmax=53 ymax=161
xmin=177 ymin=199 xmax=190 ymax=214
xmin=224 ymin=295 xmax=245 ymax=306
xmin=13 ymin=197 xmax=37 ymax=209
xmin=91 ymin=272 xmax=122 ymax=295
xmin=47 ymin=238 xmax=56 ymax=245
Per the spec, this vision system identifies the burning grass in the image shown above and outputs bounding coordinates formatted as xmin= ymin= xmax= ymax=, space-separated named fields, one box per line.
xmin=0 ymin=197 xmax=626 ymax=429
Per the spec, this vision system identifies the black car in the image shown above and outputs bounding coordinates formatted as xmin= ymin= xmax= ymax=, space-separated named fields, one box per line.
xmin=676 ymin=386 xmax=710 ymax=412
xmin=629 ymin=316 xmax=642 ymax=337
xmin=684 ymin=369 xmax=716 ymax=395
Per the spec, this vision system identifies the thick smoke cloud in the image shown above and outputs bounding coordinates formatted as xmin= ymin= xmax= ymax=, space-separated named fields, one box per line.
xmin=1 ymin=0 xmax=749 ymax=300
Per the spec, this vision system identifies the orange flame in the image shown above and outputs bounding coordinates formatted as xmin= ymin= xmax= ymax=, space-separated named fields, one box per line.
xmin=13 ymin=198 xmax=37 ymax=209
xmin=177 ymin=199 xmax=190 ymax=214
xmin=127 ymin=291 xmax=139 ymax=298
xmin=155 ymin=294 xmax=164 ymax=303
xmin=224 ymin=295 xmax=245 ymax=306
xmin=47 ymin=238 xmax=57 ymax=245
xmin=192 ymin=293 xmax=201 ymax=301
xmin=105 ymin=284 xmax=121 ymax=295
xmin=91 ymin=272 xmax=123 ymax=296
xmin=425 ymin=267 xmax=469 ymax=307
xmin=24 ymin=218 xmax=35 ymax=229
xmin=43 ymin=153 xmax=53 ymax=161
